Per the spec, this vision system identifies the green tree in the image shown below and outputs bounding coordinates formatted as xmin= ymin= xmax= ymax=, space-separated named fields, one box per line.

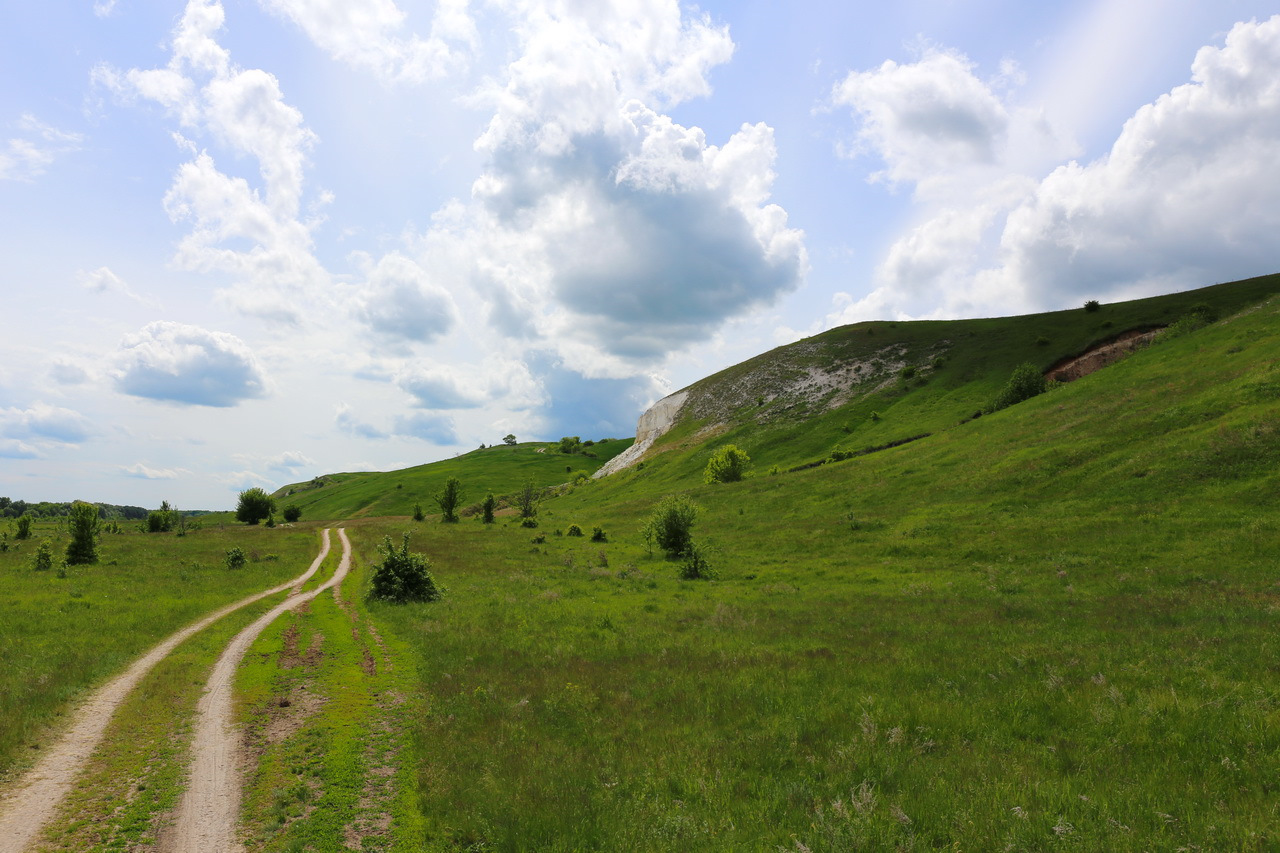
xmin=236 ymin=487 xmax=275 ymax=525
xmin=65 ymin=501 xmax=100 ymax=566
xmin=641 ymin=495 xmax=700 ymax=558
xmin=558 ymin=436 xmax=581 ymax=454
xmin=31 ymin=538 xmax=54 ymax=572
xmin=283 ymin=505 xmax=302 ymax=523
xmin=987 ymin=362 xmax=1048 ymax=413
xmin=503 ymin=434 xmax=517 ymax=446
xmin=435 ymin=477 xmax=464 ymax=523
xmin=704 ymin=444 xmax=751 ymax=484
xmin=15 ymin=514 xmax=32 ymax=540
xmin=1084 ymin=299 xmax=1101 ymax=312
xmin=481 ymin=492 xmax=497 ymax=524
xmin=367 ymin=534 xmax=442 ymax=603
xmin=516 ymin=479 xmax=538 ymax=520
xmin=147 ymin=500 xmax=175 ymax=533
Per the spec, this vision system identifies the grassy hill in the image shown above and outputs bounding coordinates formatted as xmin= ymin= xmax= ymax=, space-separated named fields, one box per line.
xmin=306 ymin=274 xmax=1280 ymax=849
xmin=272 ymin=438 xmax=634 ymax=521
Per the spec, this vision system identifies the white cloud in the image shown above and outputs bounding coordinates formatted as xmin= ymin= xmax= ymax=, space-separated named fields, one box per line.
xmin=113 ymin=321 xmax=269 ymax=407
xmin=334 ymin=402 xmax=388 ymax=439
xmin=0 ymin=402 xmax=96 ymax=444
xmin=396 ymin=357 xmax=543 ymax=410
xmin=78 ymin=266 xmax=158 ymax=306
xmin=829 ymin=18 xmax=1280 ymax=323
xmin=984 ymin=14 xmax=1280 ymax=307
xmin=50 ymin=361 xmax=90 ymax=386
xmin=257 ymin=0 xmax=476 ymax=83
xmin=98 ymin=0 xmax=329 ymax=324
xmin=266 ymin=450 xmax=314 ymax=473
xmin=356 ymin=252 xmax=456 ymax=346
xmin=122 ymin=463 xmax=189 ymax=480
xmin=0 ymin=439 xmax=41 ymax=459
xmin=93 ymin=0 xmax=118 ymax=18
xmin=0 ymin=114 xmax=84 ymax=181
xmin=391 ymin=411 xmax=456 ymax=444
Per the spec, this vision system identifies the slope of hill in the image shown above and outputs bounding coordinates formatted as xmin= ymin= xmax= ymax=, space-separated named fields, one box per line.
xmin=604 ymin=272 xmax=1280 ymax=481
xmin=272 ymin=438 xmax=634 ymax=521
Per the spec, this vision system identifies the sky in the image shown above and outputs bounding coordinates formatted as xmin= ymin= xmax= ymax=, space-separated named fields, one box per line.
xmin=3 ymin=0 xmax=1279 ymax=510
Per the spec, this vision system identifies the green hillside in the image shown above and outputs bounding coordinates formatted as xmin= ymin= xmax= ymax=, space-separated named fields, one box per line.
xmin=322 ymin=275 xmax=1280 ymax=849
xmin=272 ymin=438 xmax=634 ymax=521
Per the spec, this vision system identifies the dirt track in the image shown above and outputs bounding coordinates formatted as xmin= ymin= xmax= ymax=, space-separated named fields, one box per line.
xmin=0 ymin=529 xmax=335 ymax=853
xmin=167 ymin=528 xmax=352 ymax=852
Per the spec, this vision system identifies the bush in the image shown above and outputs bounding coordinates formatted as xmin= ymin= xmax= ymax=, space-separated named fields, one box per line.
xmin=516 ymin=480 xmax=538 ymax=520
xmin=147 ymin=500 xmax=176 ymax=533
xmin=558 ymin=436 xmax=581 ymax=454
xmin=265 ymin=512 xmax=276 ymax=528
xmin=225 ymin=546 xmax=247 ymax=570
xmin=1084 ymin=299 xmax=1101 ymax=312
xmin=367 ymin=534 xmax=442 ymax=603
xmin=641 ymin=495 xmax=700 ymax=558
xmin=829 ymin=446 xmax=855 ymax=463
xmin=679 ymin=542 xmax=716 ymax=580
xmin=412 ymin=502 xmax=425 ymax=522
xmin=591 ymin=527 xmax=608 ymax=543
xmin=65 ymin=501 xmax=99 ymax=566
xmin=704 ymin=444 xmax=751 ymax=484
xmin=436 ymin=477 xmax=464 ymax=523
xmin=987 ymin=362 xmax=1048 ymax=413
xmin=236 ymin=487 xmax=275 ymax=525
xmin=15 ymin=514 xmax=32 ymax=540
xmin=520 ymin=517 xmax=539 ymax=529
xmin=566 ymin=524 xmax=583 ymax=537
xmin=31 ymin=538 xmax=54 ymax=572
xmin=283 ymin=505 xmax=302 ymax=523
xmin=899 ymin=365 xmax=916 ymax=379
xmin=481 ymin=493 xmax=497 ymax=524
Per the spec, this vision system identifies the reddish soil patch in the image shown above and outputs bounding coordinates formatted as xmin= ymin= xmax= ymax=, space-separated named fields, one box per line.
xmin=1046 ymin=327 xmax=1164 ymax=383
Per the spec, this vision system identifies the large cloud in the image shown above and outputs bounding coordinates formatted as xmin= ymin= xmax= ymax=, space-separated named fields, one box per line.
xmin=114 ymin=321 xmax=268 ymax=407
xmin=97 ymin=0 xmax=329 ymax=323
xmin=356 ymin=253 xmax=456 ymax=347
xmin=829 ymin=17 xmax=1280 ymax=323
xmin=1 ymin=402 xmax=96 ymax=444
xmin=428 ymin=0 xmax=806 ymax=368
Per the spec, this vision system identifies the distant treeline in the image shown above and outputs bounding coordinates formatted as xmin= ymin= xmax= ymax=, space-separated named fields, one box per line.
xmin=0 ymin=497 xmax=149 ymax=520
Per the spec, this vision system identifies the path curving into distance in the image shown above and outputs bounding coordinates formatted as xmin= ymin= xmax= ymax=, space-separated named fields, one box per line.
xmin=168 ymin=528 xmax=353 ymax=853
xmin=0 ymin=529 xmax=334 ymax=853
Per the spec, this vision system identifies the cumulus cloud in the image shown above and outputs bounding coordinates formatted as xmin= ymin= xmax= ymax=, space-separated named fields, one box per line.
xmin=0 ymin=114 xmax=83 ymax=181
xmin=258 ymin=0 xmax=476 ymax=83
xmin=96 ymin=0 xmax=329 ymax=323
xmin=0 ymin=402 xmax=96 ymax=444
xmin=114 ymin=321 xmax=269 ymax=407
xmin=50 ymin=361 xmax=90 ymax=386
xmin=985 ymin=14 xmax=1280 ymax=307
xmin=396 ymin=357 xmax=543 ymax=410
xmin=356 ymin=253 xmax=456 ymax=346
xmin=266 ymin=450 xmax=314 ymax=474
xmin=422 ymin=0 xmax=805 ymax=369
xmin=78 ymin=266 xmax=158 ymax=306
xmin=334 ymin=403 xmax=388 ymax=439
xmin=122 ymin=463 xmax=189 ymax=480
xmin=829 ymin=18 xmax=1280 ymax=323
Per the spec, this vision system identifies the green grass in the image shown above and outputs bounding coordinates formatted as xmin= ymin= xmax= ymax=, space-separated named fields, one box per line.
xmin=272 ymin=439 xmax=634 ymax=522
xmin=0 ymin=521 xmax=324 ymax=782
xmin=352 ymin=290 xmax=1280 ymax=849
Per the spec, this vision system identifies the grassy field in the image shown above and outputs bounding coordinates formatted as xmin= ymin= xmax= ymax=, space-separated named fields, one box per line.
xmin=0 ymin=520 xmax=324 ymax=784
xmin=349 ymin=289 xmax=1280 ymax=849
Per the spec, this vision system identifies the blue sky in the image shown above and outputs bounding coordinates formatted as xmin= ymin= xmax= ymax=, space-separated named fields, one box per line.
xmin=3 ymin=0 xmax=1279 ymax=509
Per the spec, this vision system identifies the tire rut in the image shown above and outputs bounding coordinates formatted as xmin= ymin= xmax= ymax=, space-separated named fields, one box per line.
xmin=0 ymin=529 xmax=334 ymax=853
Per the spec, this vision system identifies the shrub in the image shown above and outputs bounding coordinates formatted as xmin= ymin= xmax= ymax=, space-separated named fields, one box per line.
xmin=236 ymin=488 xmax=275 ymax=525
xmin=567 ymin=524 xmax=583 ymax=537
xmin=146 ymin=509 xmax=171 ymax=533
xmin=899 ymin=365 xmax=916 ymax=379
xmin=591 ymin=527 xmax=608 ymax=543
xmin=931 ymin=356 xmax=945 ymax=370
xmin=15 ymin=514 xmax=32 ymax=540
xmin=829 ymin=446 xmax=855 ymax=463
xmin=558 ymin=436 xmax=581 ymax=454
xmin=1035 ymin=335 xmax=1050 ymax=346
xmin=1084 ymin=299 xmax=1101 ymax=312
xmin=704 ymin=445 xmax=751 ymax=484
xmin=367 ymin=534 xmax=442 ymax=603
xmin=283 ymin=505 xmax=302 ymax=523
xmin=520 ymin=517 xmax=539 ymax=529
xmin=412 ymin=502 xmax=425 ymax=522
xmin=31 ymin=538 xmax=54 ymax=572
xmin=641 ymin=495 xmax=700 ymax=558
xmin=436 ymin=477 xmax=464 ymax=523
xmin=481 ymin=493 xmax=497 ymax=524
xmin=65 ymin=501 xmax=99 ymax=566
xmin=265 ymin=512 xmax=276 ymax=528
xmin=225 ymin=546 xmax=247 ymax=570
xmin=679 ymin=543 xmax=716 ymax=580
xmin=987 ymin=362 xmax=1048 ymax=413
xmin=516 ymin=480 xmax=538 ymax=520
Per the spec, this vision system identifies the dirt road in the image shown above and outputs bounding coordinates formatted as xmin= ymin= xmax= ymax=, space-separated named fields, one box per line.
xmin=0 ymin=529 xmax=334 ymax=853
xmin=167 ymin=528 xmax=352 ymax=852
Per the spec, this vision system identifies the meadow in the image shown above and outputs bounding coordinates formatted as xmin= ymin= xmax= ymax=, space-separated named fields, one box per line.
xmin=349 ymin=289 xmax=1280 ymax=849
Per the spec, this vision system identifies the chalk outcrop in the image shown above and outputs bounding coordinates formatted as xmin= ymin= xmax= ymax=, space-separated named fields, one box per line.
xmin=593 ymin=390 xmax=687 ymax=478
